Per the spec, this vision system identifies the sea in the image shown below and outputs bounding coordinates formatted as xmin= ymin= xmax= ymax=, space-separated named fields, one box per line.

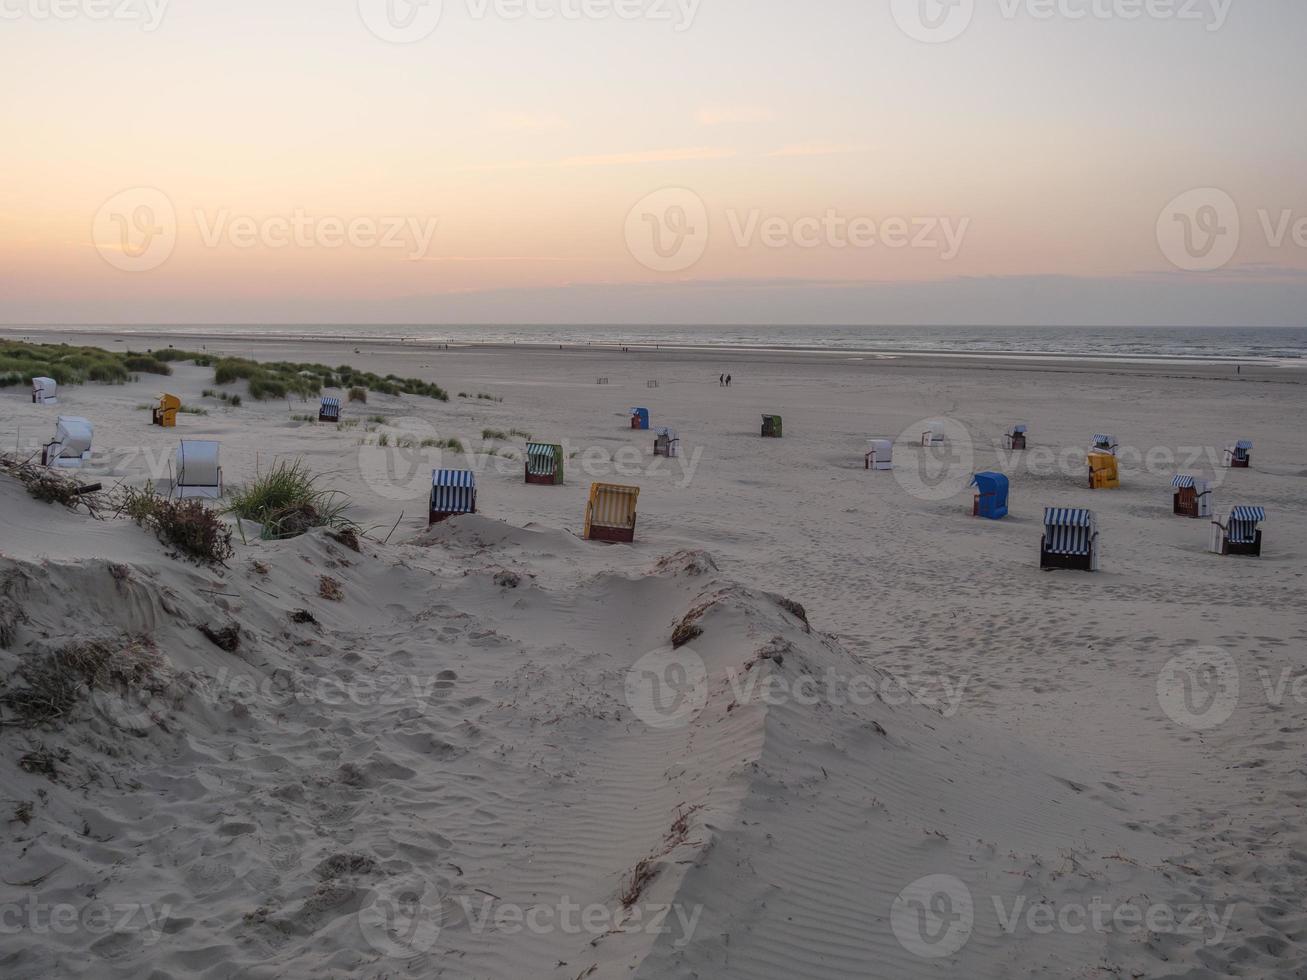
xmin=11 ymin=325 xmax=1307 ymax=364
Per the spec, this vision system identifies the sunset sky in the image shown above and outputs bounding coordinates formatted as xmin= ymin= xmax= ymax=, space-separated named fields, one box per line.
xmin=2 ymin=0 xmax=1305 ymax=325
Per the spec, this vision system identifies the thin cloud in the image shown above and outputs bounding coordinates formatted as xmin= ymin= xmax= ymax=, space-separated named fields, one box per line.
xmin=407 ymin=255 xmax=579 ymax=263
xmin=487 ymin=112 xmax=567 ymax=132
xmin=765 ymin=142 xmax=860 ymax=158
xmin=558 ymin=147 xmax=737 ymax=167
xmin=695 ymin=105 xmax=774 ymax=126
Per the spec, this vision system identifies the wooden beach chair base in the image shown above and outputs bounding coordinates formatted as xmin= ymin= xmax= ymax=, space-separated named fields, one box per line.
xmin=1040 ymin=544 xmax=1095 ymax=572
xmin=1222 ymin=531 xmax=1262 ymax=557
xmin=586 ymin=524 xmax=636 ymax=543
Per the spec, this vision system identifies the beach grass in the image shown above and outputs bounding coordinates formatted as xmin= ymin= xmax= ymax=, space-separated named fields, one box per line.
xmin=225 ymin=460 xmax=356 ymax=540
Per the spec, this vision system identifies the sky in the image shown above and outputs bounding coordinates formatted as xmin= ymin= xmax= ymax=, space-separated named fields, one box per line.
xmin=2 ymin=0 xmax=1305 ymax=326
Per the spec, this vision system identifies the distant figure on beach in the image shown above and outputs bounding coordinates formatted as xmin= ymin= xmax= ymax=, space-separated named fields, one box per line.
xmin=726 ymin=374 xmax=732 ymax=387
xmin=719 ymin=373 xmax=725 ymax=386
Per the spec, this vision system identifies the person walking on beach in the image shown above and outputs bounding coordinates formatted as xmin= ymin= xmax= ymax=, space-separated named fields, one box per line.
xmin=726 ymin=374 xmax=732 ymax=387
xmin=719 ymin=373 xmax=725 ymax=386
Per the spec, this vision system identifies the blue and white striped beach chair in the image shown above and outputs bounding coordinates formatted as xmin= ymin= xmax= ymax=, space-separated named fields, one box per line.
xmin=1040 ymin=507 xmax=1099 ymax=571
xmin=1090 ymin=433 xmax=1117 ymax=455
xmin=429 ymin=469 xmax=477 ymax=525
xmin=1211 ymin=506 xmax=1264 ymax=556
xmin=1224 ymin=440 xmax=1253 ymax=468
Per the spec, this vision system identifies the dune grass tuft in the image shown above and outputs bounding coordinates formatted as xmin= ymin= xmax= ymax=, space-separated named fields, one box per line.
xmin=226 ymin=460 xmax=355 ymax=540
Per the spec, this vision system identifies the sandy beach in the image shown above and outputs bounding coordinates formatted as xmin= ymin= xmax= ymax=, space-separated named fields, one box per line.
xmin=1 ymin=334 xmax=1305 ymax=979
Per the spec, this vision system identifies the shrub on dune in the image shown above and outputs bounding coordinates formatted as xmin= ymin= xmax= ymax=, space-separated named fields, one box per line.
xmin=120 ymin=486 xmax=235 ymax=563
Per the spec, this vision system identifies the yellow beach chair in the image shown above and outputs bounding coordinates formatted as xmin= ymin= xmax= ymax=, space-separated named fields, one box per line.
xmin=1087 ymin=452 xmax=1119 ymax=489
xmin=584 ymin=483 xmax=639 ymax=543
xmin=153 ymin=393 xmax=181 ymax=428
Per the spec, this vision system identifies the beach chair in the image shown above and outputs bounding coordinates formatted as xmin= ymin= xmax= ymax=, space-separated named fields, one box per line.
xmin=429 ymin=469 xmax=477 ymax=524
xmin=152 ymin=393 xmax=180 ymax=428
xmin=1004 ymin=424 xmax=1028 ymax=450
xmin=319 ymin=396 xmax=341 ymax=423
xmin=1223 ymin=440 xmax=1253 ymax=468
xmin=920 ymin=421 xmax=945 ymax=446
xmin=175 ymin=440 xmax=223 ymax=499
xmin=761 ymin=414 xmax=783 ymax=438
xmin=524 ymin=442 xmax=564 ymax=486
xmin=1040 ymin=507 xmax=1099 ymax=571
xmin=1090 ymin=433 xmax=1118 ymax=455
xmin=1171 ymin=475 xmax=1213 ymax=518
xmin=31 ymin=377 xmax=57 ymax=405
xmin=584 ymin=483 xmax=640 ymax=543
xmin=864 ymin=438 xmax=893 ymax=470
xmin=630 ymin=407 xmax=650 ymax=431
xmin=970 ymin=472 xmax=1009 ymax=519
xmin=41 ymin=416 xmax=93 ymax=469
xmin=647 ymin=380 xmax=659 ymax=388
xmin=596 ymin=378 xmax=609 ymax=385
xmin=1210 ymin=506 xmax=1264 ymax=557
xmin=653 ymin=427 xmax=680 ymax=458
xmin=1088 ymin=452 xmax=1119 ymax=489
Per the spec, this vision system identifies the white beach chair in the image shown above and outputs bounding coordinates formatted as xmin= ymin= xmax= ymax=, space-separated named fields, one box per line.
xmin=41 ymin=416 xmax=93 ymax=468
xmin=653 ymin=427 xmax=680 ymax=458
xmin=31 ymin=377 xmax=58 ymax=404
xmin=175 ymin=440 xmax=223 ymax=499
xmin=920 ymin=421 xmax=945 ymax=446
xmin=865 ymin=438 xmax=893 ymax=470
